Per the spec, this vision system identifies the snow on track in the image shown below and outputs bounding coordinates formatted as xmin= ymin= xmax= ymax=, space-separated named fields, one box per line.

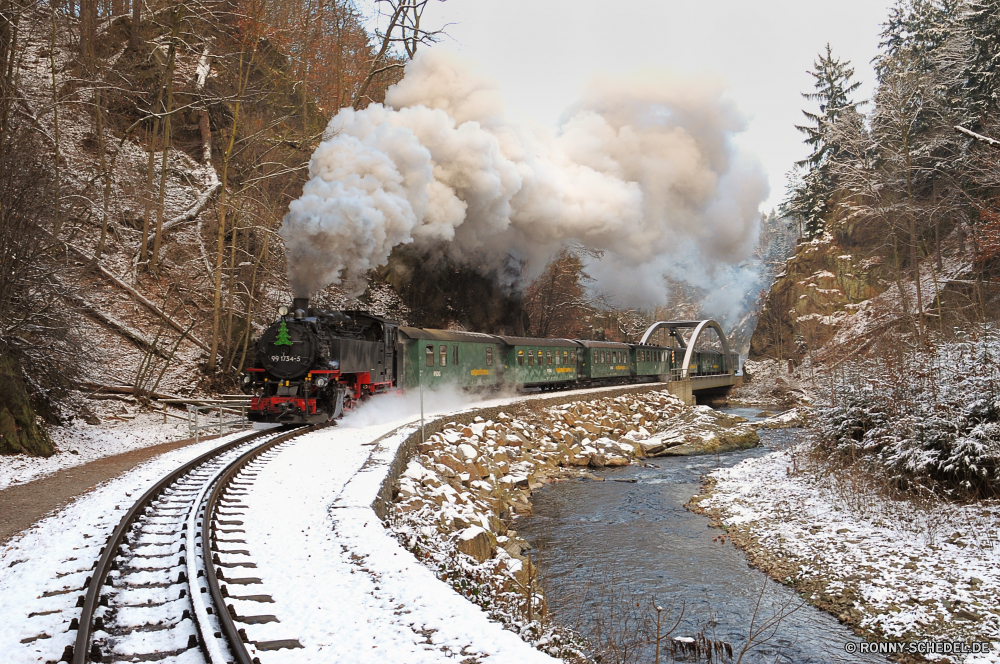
xmin=0 ymin=431 xmax=253 ymax=664
xmin=2 ymin=388 xmax=601 ymax=663
xmin=235 ymin=416 xmax=558 ymax=663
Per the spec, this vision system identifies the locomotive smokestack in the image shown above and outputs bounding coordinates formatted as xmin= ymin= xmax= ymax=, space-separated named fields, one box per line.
xmin=293 ymin=297 xmax=309 ymax=317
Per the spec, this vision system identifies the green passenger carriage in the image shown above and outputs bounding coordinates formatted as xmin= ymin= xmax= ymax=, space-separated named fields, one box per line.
xmin=495 ymin=336 xmax=579 ymax=388
xmin=397 ymin=327 xmax=502 ymax=390
xmin=631 ymin=344 xmax=676 ymax=380
xmin=575 ymin=340 xmax=632 ymax=382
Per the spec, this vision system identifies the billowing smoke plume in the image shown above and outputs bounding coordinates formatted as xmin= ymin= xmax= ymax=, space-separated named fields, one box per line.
xmin=281 ymin=49 xmax=769 ymax=305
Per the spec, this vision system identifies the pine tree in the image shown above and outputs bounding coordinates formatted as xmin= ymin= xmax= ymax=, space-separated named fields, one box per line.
xmin=965 ymin=0 xmax=1000 ymax=120
xmin=785 ymin=45 xmax=862 ymax=238
xmin=876 ymin=0 xmax=962 ymax=80
xmin=795 ymin=44 xmax=863 ymax=170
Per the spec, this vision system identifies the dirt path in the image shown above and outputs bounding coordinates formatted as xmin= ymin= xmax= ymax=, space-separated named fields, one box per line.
xmin=0 ymin=434 xmax=223 ymax=545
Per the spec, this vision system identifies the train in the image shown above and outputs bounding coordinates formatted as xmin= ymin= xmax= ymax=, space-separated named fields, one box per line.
xmin=242 ymin=298 xmax=735 ymax=424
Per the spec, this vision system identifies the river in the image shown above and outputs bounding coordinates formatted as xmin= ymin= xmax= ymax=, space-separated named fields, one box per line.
xmin=518 ymin=407 xmax=882 ymax=664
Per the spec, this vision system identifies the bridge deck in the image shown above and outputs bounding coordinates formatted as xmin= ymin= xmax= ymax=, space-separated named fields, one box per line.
xmin=689 ymin=374 xmax=741 ymax=391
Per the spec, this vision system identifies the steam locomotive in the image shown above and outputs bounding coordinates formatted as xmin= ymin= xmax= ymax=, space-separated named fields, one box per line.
xmin=243 ymin=298 xmax=735 ymax=425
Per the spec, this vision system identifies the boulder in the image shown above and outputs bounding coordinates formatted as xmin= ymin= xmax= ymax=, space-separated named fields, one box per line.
xmin=458 ymin=443 xmax=479 ymax=461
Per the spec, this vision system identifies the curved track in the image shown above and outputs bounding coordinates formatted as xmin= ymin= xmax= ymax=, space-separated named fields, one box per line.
xmin=69 ymin=423 xmax=332 ymax=664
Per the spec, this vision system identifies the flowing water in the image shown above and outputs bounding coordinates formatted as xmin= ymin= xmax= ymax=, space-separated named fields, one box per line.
xmin=518 ymin=407 xmax=881 ymax=663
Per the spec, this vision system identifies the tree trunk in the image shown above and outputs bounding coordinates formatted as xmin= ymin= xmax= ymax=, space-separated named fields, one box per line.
xmin=209 ymin=44 xmax=253 ymax=371
xmin=140 ymin=97 xmax=162 ymax=263
xmin=352 ymin=2 xmax=404 ymax=110
xmin=130 ymin=0 xmax=141 ymax=49
xmin=93 ymin=88 xmax=112 ymax=261
xmin=79 ymin=0 xmax=96 ymax=70
xmin=150 ymin=17 xmax=179 ymax=269
xmin=0 ymin=356 xmax=54 ymax=456
xmin=904 ymin=134 xmax=923 ymax=344
xmin=49 ymin=5 xmax=62 ymax=235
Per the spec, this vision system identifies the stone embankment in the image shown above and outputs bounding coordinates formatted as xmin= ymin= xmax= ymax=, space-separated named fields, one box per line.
xmin=380 ymin=387 xmax=760 ymax=659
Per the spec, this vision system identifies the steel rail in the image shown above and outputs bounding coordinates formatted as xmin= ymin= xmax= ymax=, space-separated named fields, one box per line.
xmin=71 ymin=429 xmax=273 ymax=664
xmin=201 ymin=422 xmax=335 ymax=664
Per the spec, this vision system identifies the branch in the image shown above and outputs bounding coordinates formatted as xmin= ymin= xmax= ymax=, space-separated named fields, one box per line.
xmin=956 ymin=125 xmax=1000 ymax=148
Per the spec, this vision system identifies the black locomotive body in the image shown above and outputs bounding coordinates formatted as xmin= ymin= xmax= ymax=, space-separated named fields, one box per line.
xmin=244 ymin=298 xmax=397 ymax=424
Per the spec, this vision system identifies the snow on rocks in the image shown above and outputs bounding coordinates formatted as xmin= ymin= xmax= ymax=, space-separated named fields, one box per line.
xmin=387 ymin=389 xmax=760 ymax=660
xmin=693 ymin=445 xmax=1000 ymax=663
xmin=754 ymin=406 xmax=812 ymax=429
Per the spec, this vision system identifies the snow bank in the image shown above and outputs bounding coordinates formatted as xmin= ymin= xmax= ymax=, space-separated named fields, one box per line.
xmin=1 ymin=412 xmax=200 ymax=490
xmin=697 ymin=446 xmax=1000 ymax=663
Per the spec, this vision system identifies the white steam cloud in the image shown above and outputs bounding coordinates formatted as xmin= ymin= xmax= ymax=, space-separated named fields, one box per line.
xmin=281 ymin=48 xmax=768 ymax=306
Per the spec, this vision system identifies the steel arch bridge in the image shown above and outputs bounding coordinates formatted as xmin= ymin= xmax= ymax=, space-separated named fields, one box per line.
xmin=639 ymin=319 xmax=735 ymax=377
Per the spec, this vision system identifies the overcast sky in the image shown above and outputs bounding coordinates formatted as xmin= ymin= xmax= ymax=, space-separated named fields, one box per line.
xmin=367 ymin=0 xmax=896 ymax=212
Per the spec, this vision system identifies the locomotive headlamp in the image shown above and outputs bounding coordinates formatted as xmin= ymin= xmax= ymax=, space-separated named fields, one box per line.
xmin=315 ymin=377 xmax=328 ymax=387
xmin=278 ymin=306 xmax=289 ymax=316
xmin=242 ymin=375 xmax=251 ymax=384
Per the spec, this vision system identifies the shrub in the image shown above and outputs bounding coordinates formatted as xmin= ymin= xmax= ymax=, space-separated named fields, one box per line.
xmin=817 ymin=331 xmax=1000 ymax=498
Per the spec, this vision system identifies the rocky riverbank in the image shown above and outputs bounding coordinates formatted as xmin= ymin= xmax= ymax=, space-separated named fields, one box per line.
xmin=385 ymin=388 xmax=761 ymax=659
xmin=688 ymin=445 xmax=1000 ymax=664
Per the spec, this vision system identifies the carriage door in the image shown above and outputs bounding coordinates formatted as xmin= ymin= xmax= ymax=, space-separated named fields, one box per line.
xmin=384 ymin=328 xmax=395 ymax=384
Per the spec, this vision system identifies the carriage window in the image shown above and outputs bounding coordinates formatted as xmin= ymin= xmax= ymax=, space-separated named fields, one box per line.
xmin=546 ymin=350 xmax=552 ymax=365
xmin=453 ymin=345 xmax=459 ymax=365
xmin=538 ymin=350 xmax=544 ymax=364
xmin=555 ymin=350 xmax=562 ymax=365
xmin=486 ymin=347 xmax=494 ymax=366
xmin=528 ymin=350 xmax=534 ymax=366
xmin=440 ymin=345 xmax=448 ymax=367
xmin=565 ymin=350 xmax=570 ymax=364
xmin=425 ymin=345 xmax=434 ymax=367
xmin=517 ymin=350 xmax=524 ymax=366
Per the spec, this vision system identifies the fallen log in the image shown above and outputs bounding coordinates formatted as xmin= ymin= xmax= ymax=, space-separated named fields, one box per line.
xmin=64 ymin=243 xmax=213 ymax=355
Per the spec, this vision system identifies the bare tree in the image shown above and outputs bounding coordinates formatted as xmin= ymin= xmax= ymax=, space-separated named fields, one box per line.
xmin=351 ymin=0 xmax=446 ymax=110
xmin=524 ymin=248 xmax=597 ymax=339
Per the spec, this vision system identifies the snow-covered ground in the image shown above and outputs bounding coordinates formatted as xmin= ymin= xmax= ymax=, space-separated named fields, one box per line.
xmin=0 ymin=409 xmax=266 ymax=491
xmin=1 ymin=388 xmax=613 ymax=663
xmin=0 ymin=412 xmax=197 ymax=490
xmin=700 ymin=446 xmax=1000 ymax=664
xmin=0 ymin=430 xmax=254 ymax=664
xmin=233 ymin=419 xmax=558 ymax=663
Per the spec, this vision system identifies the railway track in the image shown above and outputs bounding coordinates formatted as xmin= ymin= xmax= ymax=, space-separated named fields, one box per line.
xmin=66 ymin=423 xmax=332 ymax=664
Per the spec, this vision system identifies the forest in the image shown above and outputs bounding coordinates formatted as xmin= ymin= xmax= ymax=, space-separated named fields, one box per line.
xmin=0 ymin=0 xmax=796 ymax=457
xmin=755 ymin=0 xmax=1000 ymax=499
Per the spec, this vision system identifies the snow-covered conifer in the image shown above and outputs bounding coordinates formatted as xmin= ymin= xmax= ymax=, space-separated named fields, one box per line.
xmin=785 ymin=45 xmax=863 ymax=238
